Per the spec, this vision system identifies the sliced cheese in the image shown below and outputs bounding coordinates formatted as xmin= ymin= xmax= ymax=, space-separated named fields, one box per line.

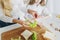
xmin=21 ymin=30 xmax=33 ymax=40
xmin=43 ymin=31 xmax=56 ymax=40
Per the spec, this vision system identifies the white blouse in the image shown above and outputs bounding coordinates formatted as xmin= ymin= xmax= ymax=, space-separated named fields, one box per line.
xmin=0 ymin=0 xmax=26 ymax=23
xmin=0 ymin=7 xmax=13 ymax=23
xmin=10 ymin=0 xmax=26 ymax=21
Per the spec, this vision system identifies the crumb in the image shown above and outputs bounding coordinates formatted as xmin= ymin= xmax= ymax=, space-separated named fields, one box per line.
xmin=50 ymin=23 xmax=53 ymax=26
xmin=56 ymin=15 xmax=60 ymax=19
xmin=59 ymin=29 xmax=60 ymax=32
xmin=55 ymin=28 xmax=58 ymax=31
xmin=55 ymin=28 xmax=60 ymax=32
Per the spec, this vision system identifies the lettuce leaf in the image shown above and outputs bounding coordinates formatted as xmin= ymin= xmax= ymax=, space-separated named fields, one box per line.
xmin=32 ymin=31 xmax=37 ymax=40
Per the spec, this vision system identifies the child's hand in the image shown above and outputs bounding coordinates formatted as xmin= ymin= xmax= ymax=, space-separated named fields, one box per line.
xmin=33 ymin=12 xmax=38 ymax=18
xmin=27 ymin=9 xmax=39 ymax=19
xmin=27 ymin=9 xmax=36 ymax=14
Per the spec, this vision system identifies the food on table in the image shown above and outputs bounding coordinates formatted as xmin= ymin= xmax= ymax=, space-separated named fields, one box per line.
xmin=21 ymin=30 xmax=33 ymax=40
xmin=2 ymin=25 xmax=54 ymax=40
xmin=50 ymin=23 xmax=53 ymax=26
xmin=59 ymin=29 xmax=60 ymax=32
xmin=34 ymin=13 xmax=38 ymax=18
xmin=32 ymin=31 xmax=37 ymax=40
xmin=29 ymin=21 xmax=37 ymax=28
xmin=56 ymin=14 xmax=60 ymax=19
xmin=55 ymin=28 xmax=60 ymax=32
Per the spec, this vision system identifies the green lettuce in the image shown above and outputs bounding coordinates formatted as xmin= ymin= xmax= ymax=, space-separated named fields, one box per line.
xmin=32 ymin=31 xmax=37 ymax=40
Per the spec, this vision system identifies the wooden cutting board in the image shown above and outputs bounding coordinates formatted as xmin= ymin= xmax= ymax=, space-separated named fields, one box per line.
xmin=1 ymin=26 xmax=50 ymax=40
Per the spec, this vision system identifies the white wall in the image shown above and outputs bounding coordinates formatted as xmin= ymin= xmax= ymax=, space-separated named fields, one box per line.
xmin=47 ymin=0 xmax=60 ymax=14
xmin=53 ymin=0 xmax=60 ymax=14
xmin=46 ymin=0 xmax=53 ymax=14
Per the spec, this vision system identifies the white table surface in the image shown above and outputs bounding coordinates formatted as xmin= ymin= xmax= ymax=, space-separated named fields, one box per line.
xmin=36 ymin=15 xmax=60 ymax=40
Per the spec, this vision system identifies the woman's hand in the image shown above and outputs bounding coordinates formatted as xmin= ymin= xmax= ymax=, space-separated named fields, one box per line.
xmin=13 ymin=19 xmax=30 ymax=27
xmin=13 ymin=19 xmax=24 ymax=25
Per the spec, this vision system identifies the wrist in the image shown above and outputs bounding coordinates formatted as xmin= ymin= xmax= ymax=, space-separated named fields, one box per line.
xmin=13 ymin=19 xmax=18 ymax=23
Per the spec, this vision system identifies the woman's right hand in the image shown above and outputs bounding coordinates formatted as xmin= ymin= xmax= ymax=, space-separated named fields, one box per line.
xmin=13 ymin=19 xmax=30 ymax=27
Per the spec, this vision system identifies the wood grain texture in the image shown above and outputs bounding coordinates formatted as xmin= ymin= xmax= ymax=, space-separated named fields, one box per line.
xmin=2 ymin=26 xmax=50 ymax=40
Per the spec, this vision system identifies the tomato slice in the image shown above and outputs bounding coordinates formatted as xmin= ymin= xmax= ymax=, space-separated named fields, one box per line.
xmin=34 ymin=13 xmax=37 ymax=18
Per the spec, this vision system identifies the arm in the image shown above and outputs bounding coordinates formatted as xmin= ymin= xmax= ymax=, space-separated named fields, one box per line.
xmin=27 ymin=9 xmax=36 ymax=14
xmin=13 ymin=19 xmax=24 ymax=25
xmin=13 ymin=19 xmax=31 ymax=27
xmin=0 ymin=15 xmax=13 ymax=23
xmin=41 ymin=8 xmax=52 ymax=18
xmin=27 ymin=9 xmax=39 ymax=18
xmin=1 ymin=0 xmax=12 ymax=17
xmin=0 ymin=15 xmax=25 ymax=25
xmin=0 ymin=15 xmax=29 ymax=27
